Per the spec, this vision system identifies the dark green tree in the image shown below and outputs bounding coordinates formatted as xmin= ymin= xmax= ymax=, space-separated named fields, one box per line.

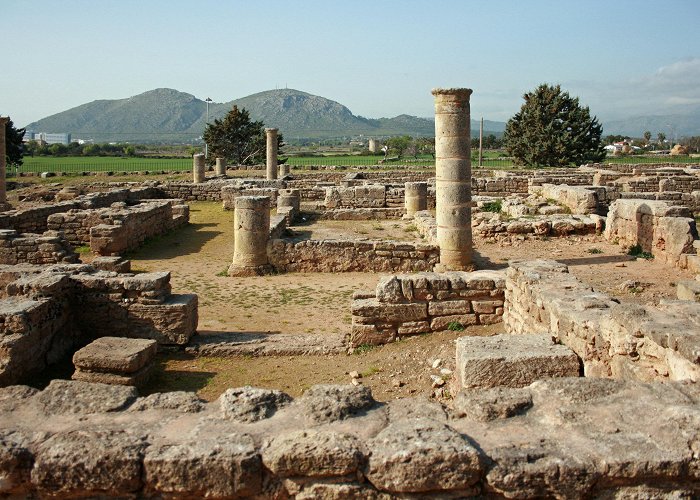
xmin=504 ymin=84 xmax=605 ymax=167
xmin=203 ymin=105 xmax=282 ymax=165
xmin=4 ymin=118 xmax=25 ymax=167
xmin=384 ymin=135 xmax=412 ymax=159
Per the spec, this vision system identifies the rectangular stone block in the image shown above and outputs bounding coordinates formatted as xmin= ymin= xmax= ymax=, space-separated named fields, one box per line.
xmin=472 ymin=300 xmax=504 ymax=314
xmin=456 ymin=334 xmax=580 ymax=389
xmin=127 ymin=294 xmax=198 ymax=345
xmin=351 ymin=299 xmax=427 ymax=323
xmin=428 ymin=300 xmax=471 ymax=316
xmin=73 ymin=337 xmax=157 ymax=373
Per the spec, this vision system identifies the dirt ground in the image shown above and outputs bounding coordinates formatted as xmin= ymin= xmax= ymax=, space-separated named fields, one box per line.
xmin=110 ymin=201 xmax=695 ymax=403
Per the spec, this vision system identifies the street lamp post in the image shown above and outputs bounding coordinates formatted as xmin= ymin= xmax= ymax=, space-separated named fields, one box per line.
xmin=205 ymin=97 xmax=212 ymax=158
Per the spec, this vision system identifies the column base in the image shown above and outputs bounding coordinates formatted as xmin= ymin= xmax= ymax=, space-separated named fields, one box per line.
xmin=227 ymin=263 xmax=274 ymax=277
xmin=434 ymin=262 xmax=476 ymax=273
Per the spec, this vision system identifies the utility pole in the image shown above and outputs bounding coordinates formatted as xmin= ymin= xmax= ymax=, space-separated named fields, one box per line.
xmin=478 ymin=117 xmax=483 ymax=168
xmin=205 ymin=97 xmax=212 ymax=158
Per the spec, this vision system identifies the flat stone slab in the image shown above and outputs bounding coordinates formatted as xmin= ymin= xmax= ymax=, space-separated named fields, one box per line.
xmin=73 ymin=336 xmax=157 ymax=373
xmin=677 ymin=280 xmax=700 ymax=302
xmin=186 ymin=332 xmax=346 ymax=356
xmin=73 ymin=364 xmax=152 ymax=388
xmin=456 ymin=334 xmax=580 ymax=389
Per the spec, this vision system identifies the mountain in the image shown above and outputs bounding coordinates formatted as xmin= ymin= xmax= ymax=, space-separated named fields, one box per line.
xmin=603 ymin=109 xmax=700 ymax=138
xmin=26 ymin=88 xmax=506 ymax=143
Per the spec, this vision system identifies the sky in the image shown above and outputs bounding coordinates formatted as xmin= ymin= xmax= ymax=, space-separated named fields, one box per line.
xmin=2 ymin=0 xmax=699 ymax=128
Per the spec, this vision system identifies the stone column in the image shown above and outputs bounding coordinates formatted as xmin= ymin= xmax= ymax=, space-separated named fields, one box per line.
xmin=192 ymin=153 xmax=205 ymax=184
xmin=404 ymin=181 xmax=428 ymax=217
xmin=215 ymin=157 xmax=226 ymax=176
xmin=279 ymin=163 xmax=290 ymax=177
xmin=228 ymin=196 xmax=272 ymax=276
xmin=368 ymin=139 xmax=378 ymax=153
xmin=0 ymin=117 xmax=8 ymax=207
xmin=265 ymin=128 xmax=278 ymax=180
xmin=432 ymin=88 xmax=473 ymax=271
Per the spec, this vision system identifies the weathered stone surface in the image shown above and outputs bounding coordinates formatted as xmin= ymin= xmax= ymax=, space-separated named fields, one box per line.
xmin=453 ymin=386 xmax=533 ymax=421
xmin=366 ymin=417 xmax=482 ymax=493
xmin=297 ymin=384 xmax=375 ymax=423
xmin=0 ymin=430 xmax=34 ymax=496
xmin=128 ymin=391 xmax=206 ymax=413
xmin=72 ymin=363 xmax=152 ymax=387
xmin=677 ymin=279 xmax=700 ymax=302
xmin=456 ymin=334 xmax=581 ymax=389
xmin=144 ymin=435 xmax=261 ymax=498
xmin=0 ymin=385 xmax=38 ymax=412
xmin=219 ymin=386 xmax=291 ymax=422
xmin=31 ymin=429 xmax=146 ymax=496
xmin=127 ymin=293 xmax=198 ymax=345
xmin=262 ymin=430 xmax=365 ymax=477
xmin=72 ymin=336 xmax=157 ymax=373
xmin=36 ymin=379 xmax=137 ymax=415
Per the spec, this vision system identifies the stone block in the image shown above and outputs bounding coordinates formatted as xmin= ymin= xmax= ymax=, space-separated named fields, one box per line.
xmin=73 ymin=337 xmax=157 ymax=373
xmin=127 ymin=294 xmax=198 ymax=345
xmin=677 ymin=280 xmax=700 ymax=302
xmin=456 ymin=334 xmax=581 ymax=389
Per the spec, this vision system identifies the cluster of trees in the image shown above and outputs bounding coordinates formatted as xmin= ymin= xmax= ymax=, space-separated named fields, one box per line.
xmin=377 ymin=134 xmax=504 ymax=160
xmin=24 ymin=141 xmax=137 ymax=157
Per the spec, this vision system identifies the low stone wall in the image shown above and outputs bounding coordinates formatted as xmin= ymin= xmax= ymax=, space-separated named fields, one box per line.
xmin=528 ymin=183 xmax=600 ymax=214
xmin=473 ymin=176 xmax=529 ymax=195
xmin=504 ymin=259 xmax=700 ymax=382
xmin=319 ymin=207 xmax=405 ymax=220
xmin=268 ymin=239 xmax=439 ymax=273
xmin=2 ymin=377 xmax=697 ymax=498
xmin=604 ymin=199 xmax=697 ymax=268
xmin=47 ymin=201 xmax=188 ymax=256
xmin=222 ymin=185 xmax=279 ymax=210
xmin=351 ymin=270 xmax=505 ymax=347
xmin=324 ymin=185 xmax=387 ymax=208
xmin=0 ymin=230 xmax=78 ymax=265
xmin=0 ymin=264 xmax=198 ymax=386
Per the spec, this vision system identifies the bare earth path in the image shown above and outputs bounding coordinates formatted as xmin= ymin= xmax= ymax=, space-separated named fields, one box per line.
xmin=130 ymin=202 xmax=694 ymax=402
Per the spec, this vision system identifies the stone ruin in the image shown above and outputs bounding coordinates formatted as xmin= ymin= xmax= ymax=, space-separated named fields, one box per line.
xmin=1 ymin=99 xmax=700 ymax=497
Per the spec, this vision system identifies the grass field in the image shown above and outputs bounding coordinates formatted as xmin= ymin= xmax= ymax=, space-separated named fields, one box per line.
xmin=14 ymin=153 xmax=699 ymax=175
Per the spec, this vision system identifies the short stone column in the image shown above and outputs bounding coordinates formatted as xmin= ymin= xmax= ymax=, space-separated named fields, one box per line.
xmin=432 ymin=88 xmax=473 ymax=271
xmin=215 ymin=157 xmax=226 ymax=176
xmin=404 ymin=181 xmax=428 ymax=217
xmin=228 ymin=196 xmax=272 ymax=276
xmin=192 ymin=153 xmax=205 ymax=184
xmin=368 ymin=138 xmax=378 ymax=153
xmin=277 ymin=188 xmax=300 ymax=223
xmin=265 ymin=128 xmax=278 ymax=180
xmin=279 ymin=163 xmax=290 ymax=177
xmin=0 ymin=117 xmax=9 ymax=208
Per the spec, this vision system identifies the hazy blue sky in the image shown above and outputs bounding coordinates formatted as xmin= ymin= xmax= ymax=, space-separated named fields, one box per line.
xmin=2 ymin=0 xmax=699 ymax=127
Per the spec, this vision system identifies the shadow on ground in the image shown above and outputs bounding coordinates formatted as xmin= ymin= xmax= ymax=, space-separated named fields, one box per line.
xmin=128 ymin=222 xmax=221 ymax=260
xmin=141 ymin=352 xmax=216 ymax=395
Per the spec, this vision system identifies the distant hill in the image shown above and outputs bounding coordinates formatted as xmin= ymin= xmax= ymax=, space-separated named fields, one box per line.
xmin=603 ymin=108 xmax=700 ymax=138
xmin=26 ymin=88 xmax=506 ymax=143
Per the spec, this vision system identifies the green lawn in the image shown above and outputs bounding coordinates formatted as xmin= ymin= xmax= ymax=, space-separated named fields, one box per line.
xmin=17 ymin=156 xmax=192 ymax=174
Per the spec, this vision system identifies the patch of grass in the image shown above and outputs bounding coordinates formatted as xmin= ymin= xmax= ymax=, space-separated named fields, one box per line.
xmin=481 ymin=200 xmax=502 ymax=213
xmin=216 ymin=268 xmax=229 ymax=277
xmin=75 ymin=245 xmax=91 ymax=254
xmin=587 ymin=248 xmax=603 ymax=254
xmin=404 ymin=224 xmax=417 ymax=232
xmin=447 ymin=321 xmax=465 ymax=331
xmin=372 ymin=223 xmax=385 ymax=231
xmin=353 ymin=343 xmax=376 ymax=355
xmin=627 ymin=244 xmax=653 ymax=260
xmin=361 ymin=366 xmax=382 ymax=377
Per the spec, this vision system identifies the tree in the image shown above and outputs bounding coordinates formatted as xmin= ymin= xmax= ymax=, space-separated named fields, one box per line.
xmin=657 ymin=132 xmax=666 ymax=146
xmin=384 ymin=135 xmax=412 ymax=159
xmin=504 ymin=84 xmax=605 ymax=167
xmin=4 ymin=118 xmax=25 ymax=167
xmin=203 ymin=105 xmax=281 ymax=165
xmin=643 ymin=130 xmax=652 ymax=144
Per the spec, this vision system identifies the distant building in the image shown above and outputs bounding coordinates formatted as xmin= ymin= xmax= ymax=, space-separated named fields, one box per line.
xmin=24 ymin=132 xmax=72 ymax=145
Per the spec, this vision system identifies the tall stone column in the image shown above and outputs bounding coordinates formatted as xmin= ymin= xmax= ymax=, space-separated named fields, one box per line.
xmin=404 ymin=181 xmax=428 ymax=217
xmin=0 ymin=117 xmax=8 ymax=208
xmin=215 ymin=157 xmax=226 ymax=176
xmin=228 ymin=196 xmax=272 ymax=276
xmin=265 ymin=128 xmax=278 ymax=180
xmin=432 ymin=88 xmax=473 ymax=271
xmin=192 ymin=153 xmax=205 ymax=183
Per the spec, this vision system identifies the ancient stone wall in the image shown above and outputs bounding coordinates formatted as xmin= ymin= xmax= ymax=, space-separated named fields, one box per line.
xmin=604 ymin=199 xmax=697 ymax=268
xmin=351 ymin=270 xmax=505 ymax=347
xmin=504 ymin=259 xmax=700 ymax=382
xmin=268 ymin=239 xmax=439 ymax=274
xmin=528 ymin=183 xmax=601 ymax=214
xmin=324 ymin=185 xmax=387 ymax=208
xmin=45 ymin=200 xmax=188 ymax=256
xmin=221 ymin=185 xmax=279 ymax=210
xmin=3 ymin=377 xmax=697 ymax=498
xmin=319 ymin=208 xmax=405 ymax=220
xmin=0 ymin=230 xmax=78 ymax=265
xmin=0 ymin=264 xmax=197 ymax=386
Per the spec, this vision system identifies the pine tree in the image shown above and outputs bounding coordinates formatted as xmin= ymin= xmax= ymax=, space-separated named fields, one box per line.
xmin=4 ymin=118 xmax=25 ymax=167
xmin=504 ymin=84 xmax=605 ymax=167
xmin=202 ymin=106 xmax=282 ymax=165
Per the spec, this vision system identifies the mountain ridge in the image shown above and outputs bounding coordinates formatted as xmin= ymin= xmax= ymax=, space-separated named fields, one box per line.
xmin=25 ymin=88 xmax=505 ymax=143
